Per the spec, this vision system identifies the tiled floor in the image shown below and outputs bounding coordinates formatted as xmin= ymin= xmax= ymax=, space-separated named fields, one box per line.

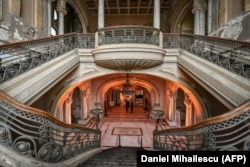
xmin=99 ymin=106 xmax=156 ymax=150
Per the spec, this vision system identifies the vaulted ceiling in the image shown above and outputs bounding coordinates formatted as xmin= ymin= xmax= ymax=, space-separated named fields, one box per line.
xmin=66 ymin=0 xmax=193 ymax=33
xmin=84 ymin=0 xmax=173 ymax=15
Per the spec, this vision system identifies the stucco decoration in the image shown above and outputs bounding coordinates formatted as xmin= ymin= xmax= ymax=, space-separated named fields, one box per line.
xmin=223 ymin=22 xmax=243 ymax=39
xmin=23 ymin=27 xmax=37 ymax=40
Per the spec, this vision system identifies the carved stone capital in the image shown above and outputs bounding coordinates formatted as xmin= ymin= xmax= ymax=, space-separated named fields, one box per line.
xmin=192 ymin=0 xmax=207 ymax=13
xmin=66 ymin=92 xmax=73 ymax=104
xmin=56 ymin=6 xmax=67 ymax=15
xmin=184 ymin=94 xmax=192 ymax=106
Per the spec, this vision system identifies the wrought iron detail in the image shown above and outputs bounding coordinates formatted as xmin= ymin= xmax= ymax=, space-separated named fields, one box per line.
xmin=163 ymin=34 xmax=250 ymax=79
xmin=153 ymin=102 xmax=250 ymax=151
xmin=0 ymin=98 xmax=101 ymax=163
xmin=98 ymin=26 xmax=160 ymax=46
xmin=0 ymin=34 xmax=95 ymax=83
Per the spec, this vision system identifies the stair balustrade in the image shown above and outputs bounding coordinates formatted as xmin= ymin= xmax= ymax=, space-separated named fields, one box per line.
xmin=0 ymin=29 xmax=249 ymax=83
xmin=163 ymin=33 xmax=250 ymax=79
xmin=153 ymin=100 xmax=250 ymax=151
xmin=0 ymin=92 xmax=101 ymax=163
xmin=0 ymin=33 xmax=95 ymax=83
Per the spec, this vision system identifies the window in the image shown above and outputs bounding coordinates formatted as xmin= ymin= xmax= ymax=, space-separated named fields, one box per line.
xmin=51 ymin=27 xmax=56 ymax=36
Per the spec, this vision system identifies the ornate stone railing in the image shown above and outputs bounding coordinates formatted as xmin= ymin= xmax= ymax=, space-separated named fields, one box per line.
xmin=0 ymin=33 xmax=95 ymax=83
xmin=0 ymin=30 xmax=249 ymax=83
xmin=98 ymin=25 xmax=160 ymax=46
xmin=153 ymin=100 xmax=250 ymax=151
xmin=0 ymin=92 xmax=101 ymax=163
xmin=163 ymin=33 xmax=250 ymax=79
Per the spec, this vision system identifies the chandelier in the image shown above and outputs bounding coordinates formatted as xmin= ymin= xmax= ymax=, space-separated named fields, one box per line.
xmin=122 ymin=74 xmax=134 ymax=99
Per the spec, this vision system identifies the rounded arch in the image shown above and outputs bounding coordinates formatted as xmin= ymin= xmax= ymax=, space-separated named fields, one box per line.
xmin=94 ymin=75 xmax=161 ymax=106
xmin=170 ymin=0 xmax=194 ymax=33
xmin=66 ymin=0 xmax=89 ymax=33
xmin=50 ymin=70 xmax=208 ymax=125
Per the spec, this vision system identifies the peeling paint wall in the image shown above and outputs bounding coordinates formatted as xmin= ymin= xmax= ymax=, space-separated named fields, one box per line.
xmin=0 ymin=0 xmax=48 ymax=44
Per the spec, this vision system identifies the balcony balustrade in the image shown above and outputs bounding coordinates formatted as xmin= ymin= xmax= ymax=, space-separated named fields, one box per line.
xmin=0 ymin=27 xmax=249 ymax=83
xmin=98 ymin=25 xmax=160 ymax=46
xmin=93 ymin=25 xmax=165 ymax=71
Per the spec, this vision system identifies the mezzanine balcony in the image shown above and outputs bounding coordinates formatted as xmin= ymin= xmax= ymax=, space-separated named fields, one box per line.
xmin=92 ymin=25 xmax=166 ymax=71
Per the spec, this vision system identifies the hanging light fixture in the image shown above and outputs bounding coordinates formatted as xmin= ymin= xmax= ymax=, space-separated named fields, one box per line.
xmin=122 ymin=74 xmax=134 ymax=99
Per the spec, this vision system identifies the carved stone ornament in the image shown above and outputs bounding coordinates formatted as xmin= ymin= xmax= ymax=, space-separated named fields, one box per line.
xmin=23 ymin=27 xmax=37 ymax=40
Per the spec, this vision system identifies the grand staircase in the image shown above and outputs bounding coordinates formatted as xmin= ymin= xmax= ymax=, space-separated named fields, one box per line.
xmin=78 ymin=147 xmax=144 ymax=167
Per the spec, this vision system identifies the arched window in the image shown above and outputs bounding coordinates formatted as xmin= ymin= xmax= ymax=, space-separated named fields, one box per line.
xmin=51 ymin=27 xmax=56 ymax=36
xmin=53 ymin=9 xmax=58 ymax=20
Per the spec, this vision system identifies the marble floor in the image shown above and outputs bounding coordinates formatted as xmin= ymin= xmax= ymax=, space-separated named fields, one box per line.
xmin=99 ymin=106 xmax=156 ymax=150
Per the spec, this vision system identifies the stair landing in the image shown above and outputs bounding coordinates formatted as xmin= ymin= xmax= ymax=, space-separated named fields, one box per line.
xmin=99 ymin=106 xmax=155 ymax=149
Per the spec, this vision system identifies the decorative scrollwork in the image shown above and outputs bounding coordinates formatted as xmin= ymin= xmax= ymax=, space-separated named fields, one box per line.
xmin=71 ymin=144 xmax=78 ymax=155
xmin=31 ymin=56 xmax=41 ymax=67
xmin=230 ymin=61 xmax=243 ymax=75
xmin=4 ymin=66 xmax=19 ymax=80
xmin=204 ymin=133 xmax=216 ymax=150
xmin=244 ymin=68 xmax=250 ymax=79
xmin=20 ymin=60 xmax=32 ymax=73
xmin=39 ymin=125 xmax=49 ymax=144
xmin=210 ymin=54 xmax=219 ymax=64
xmin=0 ymin=124 xmax=12 ymax=146
xmin=164 ymin=34 xmax=250 ymax=79
xmin=243 ymin=138 xmax=250 ymax=151
xmin=0 ymin=98 xmax=101 ymax=163
xmin=0 ymin=34 xmax=95 ymax=83
xmin=0 ymin=74 xmax=3 ymax=82
xmin=52 ymin=146 xmax=63 ymax=162
xmin=38 ymin=143 xmax=53 ymax=161
xmin=219 ymin=57 xmax=230 ymax=69
xmin=63 ymin=146 xmax=72 ymax=158
xmin=13 ymin=137 xmax=35 ymax=157
xmin=219 ymin=147 xmax=239 ymax=151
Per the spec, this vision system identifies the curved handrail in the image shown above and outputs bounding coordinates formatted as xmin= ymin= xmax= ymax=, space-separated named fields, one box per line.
xmin=0 ymin=33 xmax=95 ymax=83
xmin=98 ymin=25 xmax=160 ymax=46
xmin=98 ymin=25 xmax=160 ymax=31
xmin=1 ymin=30 xmax=249 ymax=83
xmin=0 ymin=91 xmax=101 ymax=163
xmin=153 ymin=100 xmax=250 ymax=151
xmin=163 ymin=33 xmax=250 ymax=79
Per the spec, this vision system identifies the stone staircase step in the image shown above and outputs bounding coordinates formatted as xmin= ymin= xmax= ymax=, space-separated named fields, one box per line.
xmin=78 ymin=147 xmax=143 ymax=167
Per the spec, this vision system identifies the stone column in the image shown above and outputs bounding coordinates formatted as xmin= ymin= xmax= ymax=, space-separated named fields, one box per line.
xmin=199 ymin=9 xmax=206 ymax=35
xmin=193 ymin=10 xmax=200 ymax=34
xmin=47 ymin=0 xmax=52 ymax=35
xmin=167 ymin=89 xmax=177 ymax=127
xmin=78 ymin=88 xmax=89 ymax=124
xmin=184 ymin=94 xmax=193 ymax=127
xmin=207 ymin=0 xmax=219 ymax=35
xmin=192 ymin=0 xmax=207 ymax=35
xmin=244 ymin=0 xmax=250 ymax=12
xmin=207 ymin=0 xmax=212 ymax=34
xmin=56 ymin=0 xmax=67 ymax=35
xmin=153 ymin=0 xmax=160 ymax=29
xmin=82 ymin=90 xmax=88 ymax=119
xmin=98 ymin=0 xmax=104 ymax=29
xmin=193 ymin=0 xmax=200 ymax=34
xmin=65 ymin=93 xmax=73 ymax=124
